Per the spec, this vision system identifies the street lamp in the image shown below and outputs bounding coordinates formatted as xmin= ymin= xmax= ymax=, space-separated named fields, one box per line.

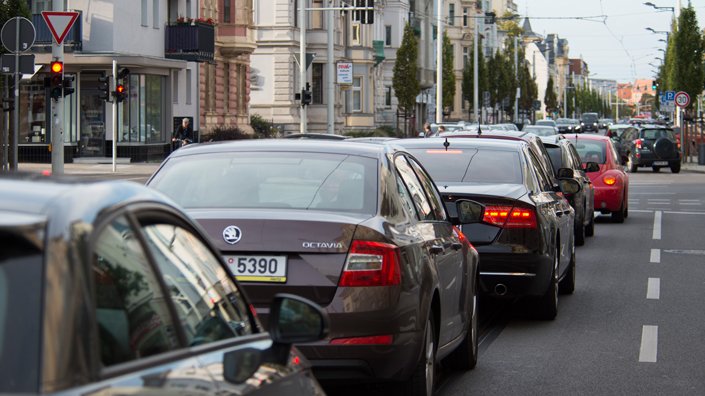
xmin=643 ymin=2 xmax=675 ymax=12
xmin=646 ymin=27 xmax=670 ymax=40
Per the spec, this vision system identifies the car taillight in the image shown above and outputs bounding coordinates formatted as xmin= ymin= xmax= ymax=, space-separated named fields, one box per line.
xmin=603 ymin=175 xmax=617 ymax=185
xmin=635 ymin=139 xmax=643 ymax=149
xmin=483 ymin=205 xmax=537 ymax=229
xmin=339 ymin=240 xmax=401 ymax=287
xmin=330 ymin=335 xmax=394 ymax=345
xmin=452 ymin=225 xmax=469 ymax=246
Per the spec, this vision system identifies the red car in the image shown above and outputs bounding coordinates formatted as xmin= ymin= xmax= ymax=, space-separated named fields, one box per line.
xmin=567 ymin=134 xmax=629 ymax=223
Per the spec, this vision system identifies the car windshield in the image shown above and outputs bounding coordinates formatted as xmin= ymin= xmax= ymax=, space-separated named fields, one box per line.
xmin=524 ymin=126 xmax=558 ymax=136
xmin=642 ymin=129 xmax=675 ymax=140
xmin=0 ymin=230 xmax=43 ymax=393
xmin=582 ymin=114 xmax=598 ymax=123
xmin=575 ymin=140 xmax=607 ymax=164
xmin=406 ymin=147 xmax=523 ymax=184
xmin=149 ymin=152 xmax=378 ymax=214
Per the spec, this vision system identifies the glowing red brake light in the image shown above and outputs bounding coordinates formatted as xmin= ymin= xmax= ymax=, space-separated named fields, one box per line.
xmin=339 ymin=241 xmax=401 ymax=287
xmin=635 ymin=139 xmax=643 ymax=149
xmin=330 ymin=335 xmax=394 ymax=345
xmin=483 ymin=205 xmax=537 ymax=229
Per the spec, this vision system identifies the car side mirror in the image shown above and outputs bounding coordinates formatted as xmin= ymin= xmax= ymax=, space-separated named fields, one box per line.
xmin=558 ymin=178 xmax=581 ymax=195
xmin=556 ymin=168 xmax=575 ymax=179
xmin=268 ymin=293 xmax=329 ymax=345
xmin=583 ymin=162 xmax=600 ymax=173
xmin=223 ymin=348 xmax=262 ymax=384
xmin=456 ymin=199 xmax=484 ymax=224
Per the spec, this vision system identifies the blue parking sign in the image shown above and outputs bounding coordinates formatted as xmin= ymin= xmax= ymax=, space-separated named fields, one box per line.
xmin=664 ymin=90 xmax=675 ymax=101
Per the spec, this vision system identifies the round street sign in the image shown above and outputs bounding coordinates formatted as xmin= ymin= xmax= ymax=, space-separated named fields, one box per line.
xmin=675 ymin=91 xmax=690 ymax=108
xmin=1 ymin=17 xmax=35 ymax=53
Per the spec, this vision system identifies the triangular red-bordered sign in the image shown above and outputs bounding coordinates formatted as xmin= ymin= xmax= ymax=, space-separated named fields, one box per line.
xmin=41 ymin=11 xmax=79 ymax=45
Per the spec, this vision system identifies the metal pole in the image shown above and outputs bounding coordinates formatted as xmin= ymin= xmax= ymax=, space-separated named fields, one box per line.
xmin=50 ymin=3 xmax=65 ymax=174
xmin=2 ymin=76 xmax=7 ymax=171
xmin=299 ymin=0 xmax=307 ymax=133
xmin=11 ymin=18 xmax=20 ymax=170
xmin=514 ymin=36 xmax=518 ymax=123
xmin=435 ymin=0 xmax=442 ymax=123
xmin=473 ymin=17 xmax=478 ymax=122
xmin=326 ymin=0 xmax=334 ymax=134
xmin=112 ymin=60 xmax=117 ymax=172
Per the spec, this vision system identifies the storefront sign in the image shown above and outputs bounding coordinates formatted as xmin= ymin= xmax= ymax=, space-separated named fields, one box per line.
xmin=337 ymin=62 xmax=352 ymax=85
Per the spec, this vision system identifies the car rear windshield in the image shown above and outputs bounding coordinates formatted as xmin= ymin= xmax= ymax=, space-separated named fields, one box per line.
xmin=406 ymin=147 xmax=523 ymax=184
xmin=582 ymin=114 xmax=598 ymax=123
xmin=642 ymin=129 xmax=675 ymax=140
xmin=150 ymin=152 xmax=378 ymax=214
xmin=575 ymin=140 xmax=607 ymax=164
xmin=0 ymin=231 xmax=43 ymax=393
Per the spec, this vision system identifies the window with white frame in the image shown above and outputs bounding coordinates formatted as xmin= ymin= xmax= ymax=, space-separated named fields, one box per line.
xmin=352 ymin=23 xmax=361 ymax=46
xmin=385 ymin=86 xmax=392 ymax=108
xmin=311 ymin=0 xmax=323 ymax=29
xmin=141 ymin=0 xmax=148 ymax=26
xmin=448 ymin=4 xmax=455 ymax=26
xmin=463 ymin=46 xmax=469 ymax=68
xmin=352 ymin=76 xmax=362 ymax=112
xmin=463 ymin=7 xmax=468 ymax=27
xmin=385 ymin=25 xmax=392 ymax=46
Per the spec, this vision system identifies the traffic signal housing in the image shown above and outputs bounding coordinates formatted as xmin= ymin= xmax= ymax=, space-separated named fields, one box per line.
xmin=652 ymin=80 xmax=658 ymax=90
xmin=115 ymin=83 xmax=127 ymax=103
xmin=63 ymin=75 xmax=75 ymax=97
xmin=301 ymin=82 xmax=312 ymax=106
xmin=98 ymin=75 xmax=112 ymax=102
xmin=115 ymin=68 xmax=130 ymax=103
xmin=49 ymin=60 xmax=63 ymax=100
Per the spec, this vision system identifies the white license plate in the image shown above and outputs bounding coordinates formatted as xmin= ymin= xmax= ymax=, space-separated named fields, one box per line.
xmin=653 ymin=161 xmax=668 ymax=166
xmin=225 ymin=255 xmax=287 ymax=282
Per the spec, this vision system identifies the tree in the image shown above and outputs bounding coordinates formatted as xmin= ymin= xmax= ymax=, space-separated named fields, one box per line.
xmin=393 ymin=23 xmax=420 ymax=133
xmin=497 ymin=11 xmax=522 ymax=38
xmin=672 ymin=4 xmax=704 ymax=111
xmin=441 ymin=32 xmax=455 ymax=112
xmin=544 ymin=77 xmax=558 ymax=115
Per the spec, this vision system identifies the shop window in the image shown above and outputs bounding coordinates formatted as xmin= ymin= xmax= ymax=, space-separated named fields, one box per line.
xmin=119 ymin=74 xmax=165 ymax=143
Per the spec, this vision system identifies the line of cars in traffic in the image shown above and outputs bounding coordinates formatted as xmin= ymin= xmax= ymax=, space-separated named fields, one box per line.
xmin=1 ymin=121 xmax=632 ymax=396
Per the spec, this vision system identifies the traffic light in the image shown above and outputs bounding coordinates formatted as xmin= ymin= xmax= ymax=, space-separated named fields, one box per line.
xmin=98 ymin=75 xmax=112 ymax=102
xmin=115 ymin=67 xmax=130 ymax=103
xmin=114 ymin=83 xmax=127 ymax=103
xmin=301 ymin=82 xmax=312 ymax=106
xmin=49 ymin=60 xmax=63 ymax=100
xmin=62 ymin=75 xmax=75 ymax=97
xmin=652 ymin=80 xmax=658 ymax=90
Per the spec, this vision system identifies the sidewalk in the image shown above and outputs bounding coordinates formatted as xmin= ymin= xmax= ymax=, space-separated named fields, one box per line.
xmin=681 ymin=156 xmax=705 ymax=173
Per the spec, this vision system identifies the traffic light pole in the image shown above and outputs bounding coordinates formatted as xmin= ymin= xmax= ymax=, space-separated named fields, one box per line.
xmin=50 ymin=1 xmax=65 ymax=174
xmin=112 ymin=60 xmax=117 ymax=172
xmin=299 ymin=2 xmax=307 ymax=134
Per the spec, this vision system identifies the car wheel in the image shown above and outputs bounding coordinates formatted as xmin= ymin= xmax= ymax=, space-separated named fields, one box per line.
xmin=535 ymin=249 xmax=558 ymax=320
xmin=612 ymin=200 xmax=625 ymax=223
xmin=559 ymin=243 xmax=576 ymax=295
xmin=671 ymin=162 xmax=681 ymax=173
xmin=574 ymin=217 xmax=585 ymax=246
xmin=447 ymin=278 xmax=478 ymax=371
xmin=586 ymin=212 xmax=595 ymax=237
xmin=652 ymin=166 xmax=660 ymax=173
xmin=405 ymin=316 xmax=436 ymax=396
xmin=628 ymin=156 xmax=638 ymax=173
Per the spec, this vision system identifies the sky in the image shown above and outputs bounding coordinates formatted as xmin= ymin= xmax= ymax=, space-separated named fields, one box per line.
xmin=518 ymin=0 xmax=705 ymax=83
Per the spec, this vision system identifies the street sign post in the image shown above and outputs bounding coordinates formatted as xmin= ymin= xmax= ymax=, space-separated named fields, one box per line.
xmin=0 ymin=53 xmax=35 ymax=74
xmin=675 ymin=91 xmax=690 ymax=108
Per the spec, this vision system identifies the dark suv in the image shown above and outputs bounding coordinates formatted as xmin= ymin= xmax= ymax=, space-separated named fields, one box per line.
xmin=580 ymin=113 xmax=599 ymax=133
xmin=619 ymin=125 xmax=681 ymax=173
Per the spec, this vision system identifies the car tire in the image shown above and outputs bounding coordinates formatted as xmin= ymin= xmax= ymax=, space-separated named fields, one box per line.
xmin=671 ymin=162 xmax=681 ymax=173
xmin=559 ymin=244 xmax=576 ymax=295
xmin=405 ymin=316 xmax=436 ymax=396
xmin=574 ymin=219 xmax=585 ymax=246
xmin=535 ymin=249 xmax=558 ymax=320
xmin=652 ymin=166 xmax=660 ymax=173
xmin=612 ymin=200 xmax=626 ymax=223
xmin=628 ymin=156 xmax=638 ymax=173
xmin=446 ymin=278 xmax=478 ymax=371
xmin=586 ymin=212 xmax=595 ymax=237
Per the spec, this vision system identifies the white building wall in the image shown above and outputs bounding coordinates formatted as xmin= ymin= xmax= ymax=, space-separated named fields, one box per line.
xmin=525 ymin=42 xmax=548 ymax=116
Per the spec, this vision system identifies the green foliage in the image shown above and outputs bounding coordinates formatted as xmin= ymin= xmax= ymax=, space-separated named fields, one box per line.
xmin=518 ymin=61 xmax=538 ymax=113
xmin=205 ymin=126 xmax=252 ymax=141
xmin=544 ymin=77 xmax=558 ymax=113
xmin=497 ymin=11 xmax=523 ymax=38
xmin=672 ymin=5 xmax=704 ymax=110
xmin=393 ymin=23 xmax=420 ymax=115
xmin=250 ymin=114 xmax=276 ymax=138
xmin=442 ymin=32 xmax=456 ymax=110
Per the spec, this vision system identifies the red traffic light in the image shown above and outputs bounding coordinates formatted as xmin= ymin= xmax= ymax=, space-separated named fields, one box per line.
xmin=50 ymin=61 xmax=63 ymax=73
xmin=116 ymin=84 xmax=125 ymax=94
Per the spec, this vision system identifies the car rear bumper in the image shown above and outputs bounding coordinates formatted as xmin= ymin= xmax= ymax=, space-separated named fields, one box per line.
xmin=594 ymin=185 xmax=623 ymax=212
xmin=299 ymin=328 xmax=424 ymax=383
xmin=635 ymin=152 xmax=680 ymax=167
xmin=474 ymin=251 xmax=553 ymax=297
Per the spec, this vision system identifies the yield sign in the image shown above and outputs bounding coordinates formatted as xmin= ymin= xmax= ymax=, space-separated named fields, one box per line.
xmin=41 ymin=11 xmax=79 ymax=45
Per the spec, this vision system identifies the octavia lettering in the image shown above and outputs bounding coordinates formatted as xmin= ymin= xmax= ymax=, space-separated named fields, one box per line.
xmin=302 ymin=241 xmax=344 ymax=249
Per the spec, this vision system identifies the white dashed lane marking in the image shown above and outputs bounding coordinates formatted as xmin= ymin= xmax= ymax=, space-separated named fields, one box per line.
xmin=650 ymin=249 xmax=660 ymax=263
xmin=639 ymin=325 xmax=658 ymax=363
xmin=652 ymin=211 xmax=662 ymax=240
xmin=647 ymin=278 xmax=660 ymax=300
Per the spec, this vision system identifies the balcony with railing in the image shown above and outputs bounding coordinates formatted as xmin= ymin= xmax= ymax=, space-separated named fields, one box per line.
xmin=31 ymin=12 xmax=82 ymax=51
xmin=165 ymin=22 xmax=215 ymax=63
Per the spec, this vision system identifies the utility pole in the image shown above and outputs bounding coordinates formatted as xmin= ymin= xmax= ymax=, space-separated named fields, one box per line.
xmin=513 ymin=35 xmax=518 ymax=123
xmin=299 ymin=1 xmax=307 ymax=134
xmin=50 ymin=1 xmax=65 ymax=175
xmin=326 ymin=0 xmax=335 ymax=134
xmin=435 ymin=0 xmax=443 ymax=123
xmin=473 ymin=16 xmax=479 ymax=122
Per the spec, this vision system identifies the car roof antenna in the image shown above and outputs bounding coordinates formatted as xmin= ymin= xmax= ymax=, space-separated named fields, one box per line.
xmin=444 ymin=137 xmax=450 ymax=151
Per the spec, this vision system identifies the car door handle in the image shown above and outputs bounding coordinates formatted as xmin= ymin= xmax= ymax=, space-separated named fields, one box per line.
xmin=430 ymin=245 xmax=444 ymax=255
xmin=450 ymin=242 xmax=463 ymax=251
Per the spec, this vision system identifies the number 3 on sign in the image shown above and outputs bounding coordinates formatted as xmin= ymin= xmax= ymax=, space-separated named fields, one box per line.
xmin=675 ymin=91 xmax=690 ymax=108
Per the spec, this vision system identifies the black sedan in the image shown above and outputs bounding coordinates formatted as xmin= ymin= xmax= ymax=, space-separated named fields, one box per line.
xmin=147 ymin=140 xmax=482 ymax=395
xmin=541 ymin=135 xmax=597 ymax=245
xmin=0 ymin=174 xmax=328 ymax=395
xmin=395 ymin=138 xmax=581 ymax=320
